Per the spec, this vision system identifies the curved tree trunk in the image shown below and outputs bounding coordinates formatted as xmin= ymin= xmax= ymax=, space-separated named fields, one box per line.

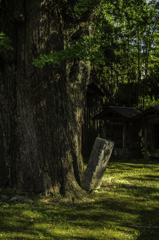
xmin=0 ymin=0 xmax=92 ymax=198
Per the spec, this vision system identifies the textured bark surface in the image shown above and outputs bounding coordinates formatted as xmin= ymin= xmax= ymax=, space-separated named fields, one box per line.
xmin=0 ymin=0 xmax=93 ymax=198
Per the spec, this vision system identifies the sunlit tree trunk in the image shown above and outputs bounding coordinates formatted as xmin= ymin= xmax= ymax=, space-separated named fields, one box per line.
xmin=0 ymin=0 xmax=92 ymax=197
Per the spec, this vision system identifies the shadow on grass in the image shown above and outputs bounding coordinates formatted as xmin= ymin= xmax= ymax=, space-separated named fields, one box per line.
xmin=123 ymin=175 xmax=159 ymax=183
xmin=1 ymin=185 xmax=159 ymax=239
xmin=0 ymin=158 xmax=159 ymax=239
xmin=107 ymin=158 xmax=159 ymax=174
xmin=132 ymin=206 xmax=159 ymax=240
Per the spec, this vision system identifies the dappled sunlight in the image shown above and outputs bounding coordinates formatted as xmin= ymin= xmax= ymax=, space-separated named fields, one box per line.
xmin=0 ymin=158 xmax=159 ymax=239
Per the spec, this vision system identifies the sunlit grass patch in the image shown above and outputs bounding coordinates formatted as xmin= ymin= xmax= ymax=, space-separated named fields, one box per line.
xmin=0 ymin=157 xmax=159 ymax=239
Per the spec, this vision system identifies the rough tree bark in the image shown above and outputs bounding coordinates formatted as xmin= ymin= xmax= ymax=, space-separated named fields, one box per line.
xmin=0 ymin=0 xmax=95 ymax=198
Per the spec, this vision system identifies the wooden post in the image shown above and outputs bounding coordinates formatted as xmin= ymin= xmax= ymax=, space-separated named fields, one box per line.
xmin=143 ymin=118 xmax=149 ymax=161
xmin=103 ymin=124 xmax=106 ymax=139
xmin=111 ymin=124 xmax=114 ymax=142
xmin=98 ymin=119 xmax=100 ymax=137
xmin=123 ymin=120 xmax=126 ymax=151
xmin=129 ymin=121 xmax=133 ymax=150
xmin=151 ymin=122 xmax=154 ymax=152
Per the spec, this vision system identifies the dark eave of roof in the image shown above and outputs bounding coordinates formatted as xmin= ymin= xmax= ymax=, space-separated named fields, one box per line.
xmin=92 ymin=106 xmax=142 ymax=120
xmin=87 ymin=71 xmax=111 ymax=97
xmin=132 ymin=106 xmax=159 ymax=120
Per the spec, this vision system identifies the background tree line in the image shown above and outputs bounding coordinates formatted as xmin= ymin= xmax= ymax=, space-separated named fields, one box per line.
xmin=87 ymin=0 xmax=159 ymax=110
xmin=1 ymin=0 xmax=159 ymax=112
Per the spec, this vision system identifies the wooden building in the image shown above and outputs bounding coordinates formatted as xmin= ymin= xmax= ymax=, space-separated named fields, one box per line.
xmin=132 ymin=106 xmax=159 ymax=160
xmin=92 ymin=106 xmax=142 ymax=157
xmin=82 ymin=70 xmax=111 ymax=157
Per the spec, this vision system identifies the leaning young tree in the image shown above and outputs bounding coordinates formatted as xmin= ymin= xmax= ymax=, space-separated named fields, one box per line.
xmin=0 ymin=0 xmax=102 ymax=198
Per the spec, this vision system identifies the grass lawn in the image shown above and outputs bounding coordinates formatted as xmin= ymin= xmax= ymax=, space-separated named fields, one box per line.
xmin=0 ymin=157 xmax=159 ymax=240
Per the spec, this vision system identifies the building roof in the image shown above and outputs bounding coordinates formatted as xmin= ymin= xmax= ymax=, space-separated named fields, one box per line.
xmin=87 ymin=70 xmax=111 ymax=97
xmin=132 ymin=106 xmax=159 ymax=120
xmin=92 ymin=106 xmax=142 ymax=120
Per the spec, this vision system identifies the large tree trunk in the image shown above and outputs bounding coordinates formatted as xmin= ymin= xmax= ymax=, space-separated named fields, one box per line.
xmin=0 ymin=0 xmax=92 ymax=198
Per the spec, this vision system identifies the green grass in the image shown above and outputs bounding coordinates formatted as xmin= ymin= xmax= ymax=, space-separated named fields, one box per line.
xmin=0 ymin=157 xmax=159 ymax=239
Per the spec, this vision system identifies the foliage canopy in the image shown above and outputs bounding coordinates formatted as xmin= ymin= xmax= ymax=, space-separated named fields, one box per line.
xmin=1 ymin=0 xmax=159 ymax=109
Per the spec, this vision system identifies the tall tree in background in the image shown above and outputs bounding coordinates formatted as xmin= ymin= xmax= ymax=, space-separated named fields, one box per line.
xmin=90 ymin=0 xmax=159 ymax=109
xmin=0 ymin=0 xmax=100 ymax=197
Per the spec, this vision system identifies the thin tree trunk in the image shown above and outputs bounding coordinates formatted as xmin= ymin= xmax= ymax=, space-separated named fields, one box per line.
xmin=127 ymin=32 xmax=131 ymax=106
xmin=137 ymin=27 xmax=141 ymax=107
